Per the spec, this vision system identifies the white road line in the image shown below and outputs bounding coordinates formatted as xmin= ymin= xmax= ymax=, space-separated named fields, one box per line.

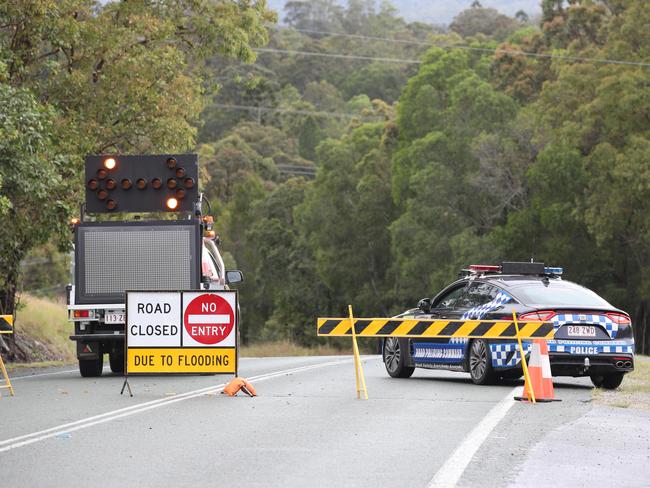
xmin=427 ymin=386 xmax=519 ymax=488
xmin=0 ymin=358 xmax=352 ymax=453
xmin=10 ymin=365 xmax=109 ymax=380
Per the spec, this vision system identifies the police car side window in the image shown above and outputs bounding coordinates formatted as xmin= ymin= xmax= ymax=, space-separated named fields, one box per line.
xmin=455 ymin=283 xmax=498 ymax=308
xmin=434 ymin=286 xmax=466 ymax=309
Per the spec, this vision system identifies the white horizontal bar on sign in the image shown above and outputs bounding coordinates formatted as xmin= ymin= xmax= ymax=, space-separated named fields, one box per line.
xmin=187 ymin=315 xmax=230 ymax=324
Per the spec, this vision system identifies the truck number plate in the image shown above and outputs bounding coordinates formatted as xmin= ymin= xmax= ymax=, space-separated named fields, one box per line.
xmin=105 ymin=312 xmax=125 ymax=324
xmin=567 ymin=325 xmax=596 ymax=337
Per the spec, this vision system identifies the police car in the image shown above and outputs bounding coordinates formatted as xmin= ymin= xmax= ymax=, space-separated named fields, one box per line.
xmin=383 ymin=262 xmax=635 ymax=389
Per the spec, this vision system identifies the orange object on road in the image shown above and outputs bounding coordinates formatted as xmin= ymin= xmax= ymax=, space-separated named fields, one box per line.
xmin=515 ymin=339 xmax=560 ymax=403
xmin=223 ymin=377 xmax=257 ymax=397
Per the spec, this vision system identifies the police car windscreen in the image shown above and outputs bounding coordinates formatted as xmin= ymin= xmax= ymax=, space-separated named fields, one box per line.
xmin=76 ymin=222 xmax=199 ymax=304
xmin=511 ymin=282 xmax=611 ymax=307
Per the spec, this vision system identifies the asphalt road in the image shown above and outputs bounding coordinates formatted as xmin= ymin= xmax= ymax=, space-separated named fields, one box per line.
xmin=1 ymin=356 xmax=648 ymax=487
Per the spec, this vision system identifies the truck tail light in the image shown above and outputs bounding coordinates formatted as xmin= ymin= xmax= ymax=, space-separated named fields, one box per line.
xmin=73 ymin=310 xmax=90 ymax=318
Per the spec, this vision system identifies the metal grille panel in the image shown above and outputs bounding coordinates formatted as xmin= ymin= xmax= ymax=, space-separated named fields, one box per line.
xmin=76 ymin=222 xmax=198 ymax=304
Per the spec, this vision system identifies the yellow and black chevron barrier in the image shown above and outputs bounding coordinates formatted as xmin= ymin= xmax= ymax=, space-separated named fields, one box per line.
xmin=0 ymin=314 xmax=14 ymax=396
xmin=317 ymin=317 xmax=554 ymax=339
xmin=0 ymin=314 xmax=13 ymax=334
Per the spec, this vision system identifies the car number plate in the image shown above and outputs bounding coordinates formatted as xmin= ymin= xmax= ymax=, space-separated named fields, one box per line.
xmin=104 ymin=312 xmax=125 ymax=324
xmin=567 ymin=325 xmax=596 ymax=337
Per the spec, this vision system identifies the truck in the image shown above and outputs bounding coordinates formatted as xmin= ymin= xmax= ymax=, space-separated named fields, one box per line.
xmin=67 ymin=154 xmax=242 ymax=377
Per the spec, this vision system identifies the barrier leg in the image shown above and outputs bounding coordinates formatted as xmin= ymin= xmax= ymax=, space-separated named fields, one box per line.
xmin=512 ymin=312 xmax=534 ymax=404
xmin=0 ymin=354 xmax=14 ymax=397
xmin=349 ymin=305 xmax=368 ymax=400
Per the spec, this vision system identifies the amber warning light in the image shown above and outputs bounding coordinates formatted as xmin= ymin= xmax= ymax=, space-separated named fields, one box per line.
xmin=84 ymin=154 xmax=199 ymax=213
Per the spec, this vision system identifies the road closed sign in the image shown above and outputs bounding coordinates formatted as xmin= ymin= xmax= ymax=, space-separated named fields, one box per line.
xmin=126 ymin=290 xmax=237 ymax=374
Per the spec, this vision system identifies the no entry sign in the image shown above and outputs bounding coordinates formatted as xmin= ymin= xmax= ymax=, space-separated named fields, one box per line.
xmin=125 ymin=290 xmax=237 ymax=375
xmin=183 ymin=292 xmax=236 ymax=346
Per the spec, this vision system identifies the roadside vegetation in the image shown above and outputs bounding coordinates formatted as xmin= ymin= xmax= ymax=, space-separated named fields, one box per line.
xmin=3 ymin=1 xmax=650 ymax=361
xmin=2 ymin=294 xmax=75 ymax=365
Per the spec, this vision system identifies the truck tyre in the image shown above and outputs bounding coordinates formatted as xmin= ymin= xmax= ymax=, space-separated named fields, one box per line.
xmin=109 ymin=352 xmax=124 ymax=373
xmin=383 ymin=338 xmax=415 ymax=378
xmin=79 ymin=357 xmax=103 ymax=377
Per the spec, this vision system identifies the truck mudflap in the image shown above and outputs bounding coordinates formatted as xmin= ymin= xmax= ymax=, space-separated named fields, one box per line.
xmin=76 ymin=341 xmax=101 ymax=360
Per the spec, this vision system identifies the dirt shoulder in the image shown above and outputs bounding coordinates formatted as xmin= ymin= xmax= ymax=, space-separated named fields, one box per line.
xmin=593 ymin=355 xmax=650 ymax=410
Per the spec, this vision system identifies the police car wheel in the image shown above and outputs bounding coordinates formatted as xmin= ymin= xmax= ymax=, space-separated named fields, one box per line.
xmin=469 ymin=339 xmax=496 ymax=385
xmin=383 ymin=338 xmax=414 ymax=378
xmin=79 ymin=357 xmax=103 ymax=377
xmin=591 ymin=373 xmax=624 ymax=390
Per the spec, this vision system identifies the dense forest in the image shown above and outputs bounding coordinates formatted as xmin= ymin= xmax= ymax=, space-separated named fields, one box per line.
xmin=1 ymin=1 xmax=649 ymax=354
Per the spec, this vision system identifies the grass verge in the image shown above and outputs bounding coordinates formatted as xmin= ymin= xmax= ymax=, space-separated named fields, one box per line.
xmin=593 ymin=355 xmax=650 ymax=410
xmin=4 ymin=294 xmax=76 ymax=364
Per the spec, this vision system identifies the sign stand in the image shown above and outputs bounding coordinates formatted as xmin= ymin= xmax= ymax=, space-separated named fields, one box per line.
xmin=0 ymin=314 xmax=15 ymax=396
xmin=120 ymin=375 xmax=133 ymax=397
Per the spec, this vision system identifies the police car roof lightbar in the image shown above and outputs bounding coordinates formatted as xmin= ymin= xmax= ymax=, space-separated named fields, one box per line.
xmin=468 ymin=265 xmax=501 ymax=272
xmin=544 ymin=267 xmax=563 ymax=275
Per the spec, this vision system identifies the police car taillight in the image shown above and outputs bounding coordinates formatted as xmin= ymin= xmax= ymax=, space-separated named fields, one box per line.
xmin=605 ymin=312 xmax=631 ymax=325
xmin=469 ymin=265 xmax=501 ymax=272
xmin=519 ymin=310 xmax=556 ymax=321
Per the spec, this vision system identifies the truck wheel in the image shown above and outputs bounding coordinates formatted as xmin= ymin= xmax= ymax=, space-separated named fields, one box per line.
xmin=591 ymin=373 xmax=624 ymax=389
xmin=109 ymin=352 xmax=124 ymax=373
xmin=79 ymin=357 xmax=103 ymax=377
xmin=383 ymin=338 xmax=414 ymax=378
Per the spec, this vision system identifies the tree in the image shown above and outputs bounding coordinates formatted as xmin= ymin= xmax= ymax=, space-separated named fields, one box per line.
xmin=0 ymin=0 xmax=275 ymax=322
xmin=0 ymin=73 xmax=68 ymax=317
xmin=450 ymin=5 xmax=519 ymax=41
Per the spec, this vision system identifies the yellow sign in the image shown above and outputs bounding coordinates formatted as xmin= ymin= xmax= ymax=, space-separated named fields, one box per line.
xmin=127 ymin=348 xmax=236 ymax=374
xmin=0 ymin=314 xmax=13 ymax=334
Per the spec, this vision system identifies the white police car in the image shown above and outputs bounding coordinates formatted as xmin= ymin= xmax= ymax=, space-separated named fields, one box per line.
xmin=383 ymin=262 xmax=635 ymax=389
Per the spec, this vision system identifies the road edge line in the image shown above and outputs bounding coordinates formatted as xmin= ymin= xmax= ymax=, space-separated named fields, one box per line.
xmin=427 ymin=386 xmax=519 ymax=488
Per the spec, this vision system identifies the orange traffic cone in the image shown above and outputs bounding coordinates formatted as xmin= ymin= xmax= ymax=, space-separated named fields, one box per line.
xmin=515 ymin=339 xmax=560 ymax=403
xmin=222 ymin=377 xmax=257 ymax=397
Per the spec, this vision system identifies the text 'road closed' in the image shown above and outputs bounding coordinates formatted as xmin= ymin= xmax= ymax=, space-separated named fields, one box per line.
xmin=127 ymin=348 xmax=236 ymax=373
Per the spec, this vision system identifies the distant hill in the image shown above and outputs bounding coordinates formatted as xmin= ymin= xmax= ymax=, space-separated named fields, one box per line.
xmin=267 ymin=0 xmax=541 ymax=26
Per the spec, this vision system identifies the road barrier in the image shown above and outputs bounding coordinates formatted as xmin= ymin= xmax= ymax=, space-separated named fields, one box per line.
xmin=317 ymin=317 xmax=554 ymax=339
xmin=0 ymin=314 xmax=15 ymax=396
xmin=317 ymin=311 xmax=557 ymax=403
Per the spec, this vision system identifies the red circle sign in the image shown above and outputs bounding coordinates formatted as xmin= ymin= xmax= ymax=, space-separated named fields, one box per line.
xmin=184 ymin=294 xmax=234 ymax=345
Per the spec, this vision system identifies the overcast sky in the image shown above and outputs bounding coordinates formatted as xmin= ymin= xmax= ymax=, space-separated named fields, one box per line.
xmin=268 ymin=0 xmax=542 ymax=25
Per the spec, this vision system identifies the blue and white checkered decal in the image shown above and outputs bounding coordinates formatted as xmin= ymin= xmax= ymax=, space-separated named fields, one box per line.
xmin=491 ymin=343 xmax=531 ymax=367
xmin=552 ymin=313 xmax=618 ymax=338
xmin=462 ymin=291 xmax=513 ymax=320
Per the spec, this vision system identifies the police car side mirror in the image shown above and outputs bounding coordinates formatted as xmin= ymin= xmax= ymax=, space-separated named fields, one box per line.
xmin=418 ymin=298 xmax=432 ymax=313
xmin=226 ymin=270 xmax=244 ymax=285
